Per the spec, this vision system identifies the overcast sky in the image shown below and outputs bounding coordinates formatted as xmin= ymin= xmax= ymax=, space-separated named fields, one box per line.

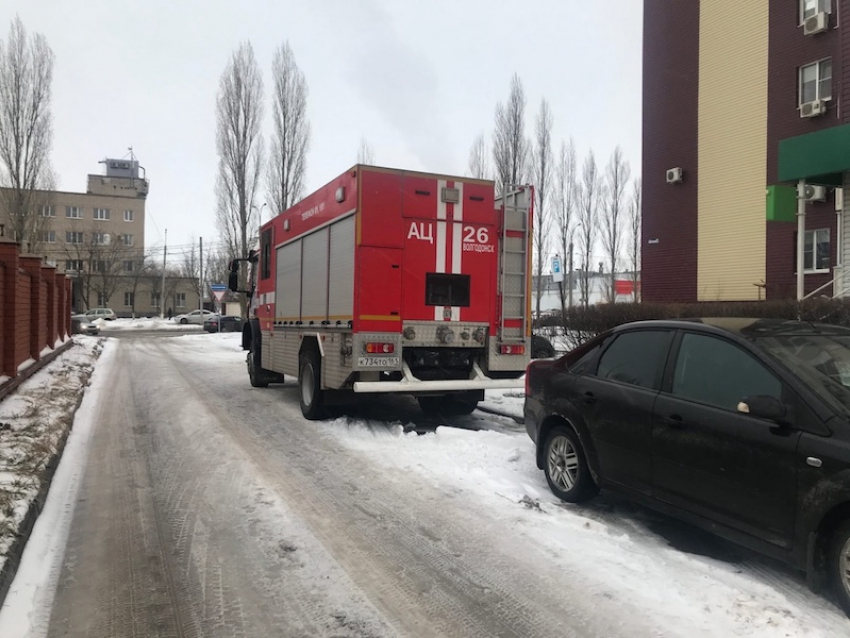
xmin=9 ymin=0 xmax=643 ymax=265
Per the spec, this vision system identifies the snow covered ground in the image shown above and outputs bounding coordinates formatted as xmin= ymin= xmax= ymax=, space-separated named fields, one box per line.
xmin=0 ymin=331 xmax=848 ymax=637
xmin=0 ymin=337 xmax=104 ymax=578
xmin=93 ymin=317 xmax=203 ymax=331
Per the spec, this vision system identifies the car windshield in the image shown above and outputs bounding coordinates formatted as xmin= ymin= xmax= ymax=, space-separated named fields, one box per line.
xmin=755 ymin=334 xmax=850 ymax=415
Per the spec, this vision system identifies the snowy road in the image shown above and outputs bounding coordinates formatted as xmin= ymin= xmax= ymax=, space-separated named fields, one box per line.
xmin=3 ymin=334 xmax=850 ymax=637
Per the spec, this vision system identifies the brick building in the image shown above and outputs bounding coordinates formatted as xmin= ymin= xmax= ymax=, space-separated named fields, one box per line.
xmin=1 ymin=157 xmax=199 ymax=316
xmin=642 ymin=0 xmax=850 ymax=302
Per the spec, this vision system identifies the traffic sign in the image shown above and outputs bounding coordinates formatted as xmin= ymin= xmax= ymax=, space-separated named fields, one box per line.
xmin=551 ymin=256 xmax=564 ymax=283
xmin=210 ymin=283 xmax=227 ymax=302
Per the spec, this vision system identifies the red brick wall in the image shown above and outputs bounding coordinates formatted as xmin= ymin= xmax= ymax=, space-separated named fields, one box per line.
xmin=641 ymin=0 xmax=700 ymax=303
xmin=0 ymin=241 xmax=71 ymax=379
xmin=15 ymin=270 xmax=31 ymax=369
xmin=765 ymin=0 xmax=844 ymax=299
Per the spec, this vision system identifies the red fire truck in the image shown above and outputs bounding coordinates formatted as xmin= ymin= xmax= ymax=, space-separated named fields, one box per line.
xmin=229 ymin=165 xmax=533 ymax=419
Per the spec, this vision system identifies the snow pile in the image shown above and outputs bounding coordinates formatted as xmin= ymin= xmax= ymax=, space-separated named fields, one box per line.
xmin=96 ymin=317 xmax=203 ymax=331
xmin=0 ymin=337 xmax=104 ymax=576
xmin=480 ymin=388 xmax=525 ymax=421
xmin=326 ymin=422 xmax=850 ymax=636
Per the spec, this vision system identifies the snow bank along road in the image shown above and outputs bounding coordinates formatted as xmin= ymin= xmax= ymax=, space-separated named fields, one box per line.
xmin=1 ymin=334 xmax=849 ymax=637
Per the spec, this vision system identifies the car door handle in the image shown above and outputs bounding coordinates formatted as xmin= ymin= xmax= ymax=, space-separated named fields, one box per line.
xmin=583 ymin=391 xmax=596 ymax=405
xmin=664 ymin=415 xmax=685 ymax=428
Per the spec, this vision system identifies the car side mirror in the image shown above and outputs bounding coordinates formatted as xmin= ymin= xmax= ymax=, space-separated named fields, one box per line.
xmin=737 ymin=395 xmax=787 ymax=422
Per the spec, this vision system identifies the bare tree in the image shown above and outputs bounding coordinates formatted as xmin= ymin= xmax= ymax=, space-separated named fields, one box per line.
xmin=555 ymin=138 xmax=578 ymax=313
xmin=628 ymin=178 xmax=642 ymax=302
xmin=492 ymin=73 xmax=528 ymax=194
xmin=530 ymin=99 xmax=553 ymax=319
xmin=0 ymin=17 xmax=55 ymax=251
xmin=126 ymin=249 xmax=152 ymax=317
xmin=60 ymin=230 xmax=123 ymax=310
xmin=266 ymin=42 xmax=310 ymax=216
xmin=601 ymin=146 xmax=631 ymax=302
xmin=357 ymin=137 xmax=375 ymax=165
xmin=215 ymin=41 xmax=264 ymax=316
xmin=577 ymin=151 xmax=601 ymax=307
xmin=467 ymin=133 xmax=489 ymax=179
xmin=180 ymin=238 xmax=204 ymax=302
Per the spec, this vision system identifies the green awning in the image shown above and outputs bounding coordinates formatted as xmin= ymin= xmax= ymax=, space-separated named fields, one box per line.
xmin=778 ymin=122 xmax=850 ymax=186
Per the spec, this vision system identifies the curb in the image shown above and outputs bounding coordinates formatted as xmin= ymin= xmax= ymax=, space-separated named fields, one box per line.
xmin=476 ymin=404 xmax=524 ymax=425
xmin=0 ymin=340 xmax=97 ymax=609
xmin=0 ymin=339 xmax=75 ymax=404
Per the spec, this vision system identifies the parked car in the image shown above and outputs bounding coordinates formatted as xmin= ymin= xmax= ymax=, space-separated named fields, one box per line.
xmin=203 ymin=315 xmax=244 ymax=333
xmin=71 ymin=315 xmax=100 ymax=335
xmin=83 ymin=307 xmax=116 ymax=320
xmin=173 ymin=309 xmax=215 ymax=325
xmin=524 ymin=318 xmax=850 ymax=615
xmin=531 ymin=334 xmax=556 ymax=359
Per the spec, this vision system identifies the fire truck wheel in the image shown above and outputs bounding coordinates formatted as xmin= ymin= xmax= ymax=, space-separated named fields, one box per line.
xmin=299 ymin=350 xmax=327 ymax=420
xmin=247 ymin=351 xmax=268 ymax=388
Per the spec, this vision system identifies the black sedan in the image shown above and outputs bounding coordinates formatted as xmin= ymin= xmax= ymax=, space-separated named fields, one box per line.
xmin=524 ymin=318 xmax=850 ymax=615
xmin=203 ymin=315 xmax=244 ymax=333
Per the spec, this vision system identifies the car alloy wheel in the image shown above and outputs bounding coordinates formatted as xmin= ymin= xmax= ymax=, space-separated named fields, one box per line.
xmin=547 ymin=435 xmax=578 ymax=492
xmin=542 ymin=425 xmax=598 ymax=503
xmin=830 ymin=520 xmax=850 ymax=616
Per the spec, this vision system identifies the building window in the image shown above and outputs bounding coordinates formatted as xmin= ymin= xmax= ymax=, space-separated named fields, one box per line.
xmin=124 ymin=260 xmax=134 ymax=272
xmin=93 ymin=260 xmax=108 ymax=273
xmin=65 ymin=206 xmax=82 ymax=219
xmin=39 ymin=205 xmax=55 ymax=217
xmin=40 ymin=230 xmax=56 ymax=243
xmin=65 ymin=259 xmax=83 ymax=271
xmin=124 ymin=291 xmax=134 ymax=307
xmin=800 ymin=59 xmax=832 ymax=105
xmin=175 ymin=292 xmax=186 ymax=308
xmin=92 ymin=232 xmax=110 ymax=245
xmin=124 ymin=209 xmax=134 ymax=222
xmin=801 ymin=0 xmax=831 ymax=22
xmin=122 ymin=234 xmax=134 ymax=246
xmin=93 ymin=207 xmax=110 ymax=220
xmin=97 ymin=292 xmax=108 ymax=307
xmin=805 ymin=229 xmax=831 ymax=272
xmin=66 ymin=231 xmax=84 ymax=244
xmin=151 ymin=292 xmax=161 ymax=307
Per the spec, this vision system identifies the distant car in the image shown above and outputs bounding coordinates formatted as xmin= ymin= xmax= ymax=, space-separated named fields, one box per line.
xmin=173 ymin=309 xmax=215 ymax=325
xmin=531 ymin=334 xmax=556 ymax=359
xmin=203 ymin=315 xmax=244 ymax=333
xmin=71 ymin=315 xmax=100 ymax=335
xmin=524 ymin=318 xmax=850 ymax=616
xmin=84 ymin=308 xmax=116 ymax=321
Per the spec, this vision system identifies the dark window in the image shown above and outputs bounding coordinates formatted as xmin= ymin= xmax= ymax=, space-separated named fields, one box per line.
xmin=565 ymin=335 xmax=610 ymax=374
xmin=672 ymin=333 xmax=781 ymax=410
xmin=425 ymin=273 xmax=470 ymax=307
xmin=261 ymin=228 xmax=272 ymax=280
xmin=597 ymin=330 xmax=672 ymax=389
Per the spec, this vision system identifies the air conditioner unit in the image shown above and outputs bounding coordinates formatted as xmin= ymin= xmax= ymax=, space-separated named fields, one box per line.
xmin=666 ymin=167 xmax=683 ymax=184
xmin=803 ymin=12 xmax=828 ymax=35
xmin=802 ymin=184 xmax=827 ymax=202
xmin=800 ymin=99 xmax=826 ymax=118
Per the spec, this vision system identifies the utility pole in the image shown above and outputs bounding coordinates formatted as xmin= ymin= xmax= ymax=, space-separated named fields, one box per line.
xmin=160 ymin=228 xmax=167 ymax=319
xmin=199 ymin=236 xmax=204 ymax=314
xmin=568 ymin=242 xmax=574 ymax=308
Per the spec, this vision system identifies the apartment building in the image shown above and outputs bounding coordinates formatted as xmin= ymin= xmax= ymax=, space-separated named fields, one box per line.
xmin=643 ymin=0 xmax=850 ymax=302
xmin=1 ymin=157 xmax=199 ymax=316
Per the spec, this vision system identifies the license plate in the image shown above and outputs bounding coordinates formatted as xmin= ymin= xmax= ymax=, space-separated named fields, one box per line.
xmin=357 ymin=356 xmax=400 ymax=368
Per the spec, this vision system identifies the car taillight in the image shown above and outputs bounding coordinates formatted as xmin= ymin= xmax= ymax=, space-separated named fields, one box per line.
xmin=365 ymin=342 xmax=395 ymax=354
xmin=500 ymin=344 xmax=525 ymax=355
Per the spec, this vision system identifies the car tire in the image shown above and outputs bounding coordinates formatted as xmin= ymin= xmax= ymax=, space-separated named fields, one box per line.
xmin=828 ymin=519 xmax=850 ymax=616
xmin=299 ymin=350 xmax=327 ymax=420
xmin=543 ymin=425 xmax=599 ymax=503
xmin=247 ymin=350 xmax=268 ymax=388
xmin=180 ymin=317 xmax=188 ymax=324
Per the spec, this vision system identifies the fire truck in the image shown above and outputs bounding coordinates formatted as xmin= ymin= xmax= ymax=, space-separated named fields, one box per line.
xmin=228 ymin=165 xmax=533 ymax=420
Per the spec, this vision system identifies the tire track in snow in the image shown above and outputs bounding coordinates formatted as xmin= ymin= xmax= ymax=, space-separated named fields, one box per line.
xmin=155 ymin=339 xmax=665 ymax=638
